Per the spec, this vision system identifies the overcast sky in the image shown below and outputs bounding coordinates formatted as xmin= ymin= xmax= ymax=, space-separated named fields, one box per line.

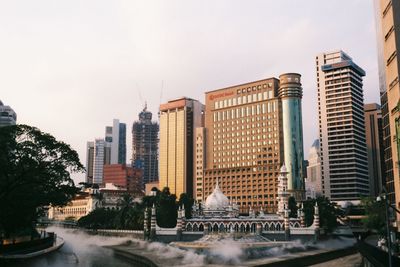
xmin=0 ymin=0 xmax=379 ymax=183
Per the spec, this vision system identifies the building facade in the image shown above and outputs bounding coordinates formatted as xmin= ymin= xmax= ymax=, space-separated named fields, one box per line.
xmin=86 ymin=139 xmax=111 ymax=184
xmin=194 ymin=127 xmax=206 ymax=201
xmin=364 ymin=103 xmax=385 ymax=197
xmin=103 ymin=164 xmax=143 ymax=196
xmin=106 ymin=119 xmax=126 ymax=165
xmin=159 ymin=97 xmax=204 ymax=197
xmin=316 ymin=50 xmax=369 ymax=202
xmin=374 ymin=0 xmax=400 ymax=226
xmin=203 ymin=75 xmax=305 ymax=213
xmin=0 ymin=100 xmax=16 ymax=126
xmin=305 ymin=140 xmax=322 ymax=199
xmin=132 ymin=105 xmax=159 ymax=187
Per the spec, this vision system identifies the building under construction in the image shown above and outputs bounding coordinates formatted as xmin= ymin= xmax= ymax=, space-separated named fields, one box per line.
xmin=132 ymin=105 xmax=159 ymax=188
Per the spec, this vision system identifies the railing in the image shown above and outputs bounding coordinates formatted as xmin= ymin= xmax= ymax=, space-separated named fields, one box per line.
xmin=356 ymin=240 xmax=400 ymax=267
xmin=0 ymin=233 xmax=55 ymax=255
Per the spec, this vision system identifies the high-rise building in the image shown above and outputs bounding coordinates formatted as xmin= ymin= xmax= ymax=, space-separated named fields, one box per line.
xmin=106 ymin=119 xmax=126 ymax=165
xmin=132 ymin=105 xmax=159 ymax=188
xmin=159 ymin=97 xmax=204 ymax=197
xmin=364 ymin=103 xmax=385 ymax=197
xmin=316 ymin=50 xmax=369 ymax=202
xmin=0 ymin=100 xmax=17 ymax=126
xmin=85 ymin=139 xmax=111 ymax=184
xmin=203 ymin=74 xmax=305 ymax=213
xmin=374 ymin=0 xmax=400 ymax=227
xmin=305 ymin=140 xmax=322 ymax=199
xmin=194 ymin=127 xmax=206 ymax=201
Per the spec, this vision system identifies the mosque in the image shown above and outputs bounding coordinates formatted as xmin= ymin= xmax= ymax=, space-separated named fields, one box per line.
xmin=144 ymin=165 xmax=321 ymax=242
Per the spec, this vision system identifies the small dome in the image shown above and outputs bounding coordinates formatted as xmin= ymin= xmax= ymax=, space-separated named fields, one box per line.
xmin=205 ymin=182 xmax=229 ymax=210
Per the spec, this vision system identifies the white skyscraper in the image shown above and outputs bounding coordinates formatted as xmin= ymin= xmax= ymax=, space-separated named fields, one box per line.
xmin=105 ymin=119 xmax=126 ymax=164
xmin=316 ymin=50 xmax=369 ymax=202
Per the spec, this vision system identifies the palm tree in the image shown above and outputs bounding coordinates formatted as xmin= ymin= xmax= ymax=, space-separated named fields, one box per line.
xmin=115 ymin=193 xmax=134 ymax=229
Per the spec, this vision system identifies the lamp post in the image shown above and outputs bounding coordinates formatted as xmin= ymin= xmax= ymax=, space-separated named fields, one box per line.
xmin=377 ymin=190 xmax=393 ymax=267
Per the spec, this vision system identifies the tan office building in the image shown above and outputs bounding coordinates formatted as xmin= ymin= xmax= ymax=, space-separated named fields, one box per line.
xmin=159 ymin=97 xmax=204 ymax=198
xmin=202 ymin=75 xmax=304 ymax=213
xmin=374 ymin=0 xmax=400 ymax=227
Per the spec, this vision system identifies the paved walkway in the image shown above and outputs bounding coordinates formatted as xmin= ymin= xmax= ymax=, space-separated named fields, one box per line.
xmin=310 ymin=253 xmax=362 ymax=267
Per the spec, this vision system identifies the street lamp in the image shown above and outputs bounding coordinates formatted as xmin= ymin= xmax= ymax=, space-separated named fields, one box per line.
xmin=376 ymin=189 xmax=393 ymax=267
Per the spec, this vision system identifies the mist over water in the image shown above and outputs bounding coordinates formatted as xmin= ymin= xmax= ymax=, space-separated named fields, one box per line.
xmin=6 ymin=227 xmax=132 ymax=267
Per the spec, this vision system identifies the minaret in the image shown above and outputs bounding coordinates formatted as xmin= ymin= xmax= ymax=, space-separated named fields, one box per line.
xmin=277 ymin=164 xmax=290 ymax=215
xmin=150 ymin=204 xmax=156 ymax=240
xmin=279 ymin=73 xmax=305 ymax=200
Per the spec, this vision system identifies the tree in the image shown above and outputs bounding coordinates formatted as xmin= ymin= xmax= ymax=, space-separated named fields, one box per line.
xmin=0 ymin=125 xmax=84 ymax=237
xmin=361 ymin=197 xmax=386 ymax=235
xmin=115 ymin=193 xmax=135 ymax=229
xmin=288 ymin=196 xmax=298 ymax=218
xmin=78 ymin=208 xmax=118 ymax=229
xmin=156 ymin=187 xmax=177 ymax=228
xmin=303 ymin=196 xmax=339 ymax=233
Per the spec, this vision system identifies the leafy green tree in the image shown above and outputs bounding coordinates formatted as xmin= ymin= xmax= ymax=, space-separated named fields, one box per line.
xmin=115 ymin=193 xmax=135 ymax=229
xmin=361 ymin=197 xmax=386 ymax=235
xmin=78 ymin=208 xmax=118 ymax=229
xmin=156 ymin=187 xmax=177 ymax=228
xmin=0 ymin=125 xmax=84 ymax=237
xmin=303 ymin=196 xmax=339 ymax=232
xmin=288 ymin=196 xmax=298 ymax=218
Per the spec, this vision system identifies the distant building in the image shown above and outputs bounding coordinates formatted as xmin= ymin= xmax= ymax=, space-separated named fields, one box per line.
xmin=48 ymin=184 xmax=128 ymax=221
xmin=0 ymin=100 xmax=17 ymax=126
xmin=364 ymin=103 xmax=385 ymax=197
xmin=316 ymin=50 xmax=369 ymax=202
xmin=194 ymin=127 xmax=206 ymax=201
xmin=85 ymin=139 xmax=111 ymax=184
xmin=132 ymin=105 xmax=159 ymax=188
xmin=159 ymin=97 xmax=204 ymax=197
xmin=103 ymin=164 xmax=143 ymax=196
xmin=305 ymin=140 xmax=322 ymax=199
xmin=106 ymin=119 xmax=127 ymax=165
xmin=145 ymin=181 xmax=159 ymax=196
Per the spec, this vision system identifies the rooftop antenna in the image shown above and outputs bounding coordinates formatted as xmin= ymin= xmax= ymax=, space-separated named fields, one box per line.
xmin=137 ymin=83 xmax=145 ymax=108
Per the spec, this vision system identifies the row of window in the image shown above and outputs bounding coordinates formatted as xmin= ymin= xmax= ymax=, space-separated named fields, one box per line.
xmin=214 ymin=89 xmax=274 ymax=110
xmin=213 ymin=102 xmax=277 ymax=121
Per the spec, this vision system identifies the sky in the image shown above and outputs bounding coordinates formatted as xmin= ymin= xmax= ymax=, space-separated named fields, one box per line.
xmin=0 ymin=0 xmax=379 ymax=183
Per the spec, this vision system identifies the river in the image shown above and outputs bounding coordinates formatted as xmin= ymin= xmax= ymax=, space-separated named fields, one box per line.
xmin=5 ymin=227 xmax=133 ymax=267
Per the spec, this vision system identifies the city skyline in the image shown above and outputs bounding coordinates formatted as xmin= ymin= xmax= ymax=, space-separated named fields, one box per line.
xmin=0 ymin=0 xmax=379 ymax=183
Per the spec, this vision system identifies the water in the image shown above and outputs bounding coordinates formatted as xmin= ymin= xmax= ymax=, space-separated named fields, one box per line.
xmin=4 ymin=227 xmax=133 ymax=267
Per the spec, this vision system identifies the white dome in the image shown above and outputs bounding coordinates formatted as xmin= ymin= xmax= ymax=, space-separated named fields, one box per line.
xmin=205 ymin=183 xmax=229 ymax=210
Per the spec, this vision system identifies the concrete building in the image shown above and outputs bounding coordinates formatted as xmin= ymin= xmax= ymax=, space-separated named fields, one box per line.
xmin=316 ymin=50 xmax=369 ymax=202
xmin=86 ymin=140 xmax=111 ymax=184
xmin=106 ymin=119 xmax=126 ymax=165
xmin=145 ymin=181 xmax=159 ymax=196
xmin=203 ymin=74 xmax=305 ymax=213
xmin=305 ymin=140 xmax=322 ymax=199
xmin=0 ymin=100 xmax=16 ymax=126
xmin=159 ymin=97 xmax=204 ymax=197
xmin=364 ymin=103 xmax=385 ymax=197
xmin=374 ymin=0 xmax=400 ymax=227
xmin=48 ymin=184 xmax=128 ymax=221
xmin=194 ymin=127 xmax=206 ymax=201
xmin=132 ymin=105 xmax=159 ymax=187
xmin=103 ymin=164 xmax=143 ymax=196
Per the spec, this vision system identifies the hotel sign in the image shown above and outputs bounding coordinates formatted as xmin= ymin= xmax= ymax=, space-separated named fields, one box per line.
xmin=209 ymin=91 xmax=234 ymax=101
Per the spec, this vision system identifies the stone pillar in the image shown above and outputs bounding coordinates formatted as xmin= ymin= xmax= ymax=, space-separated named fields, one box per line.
xmin=150 ymin=204 xmax=156 ymax=241
xmin=177 ymin=206 xmax=182 ymax=241
xmin=256 ymin=223 xmax=262 ymax=235
xmin=144 ymin=207 xmax=149 ymax=240
xmin=313 ymin=202 xmax=320 ymax=240
xmin=284 ymin=204 xmax=291 ymax=241
xmin=300 ymin=203 xmax=305 ymax=228
xmin=203 ymin=222 xmax=209 ymax=236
